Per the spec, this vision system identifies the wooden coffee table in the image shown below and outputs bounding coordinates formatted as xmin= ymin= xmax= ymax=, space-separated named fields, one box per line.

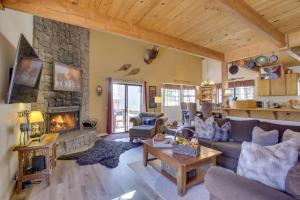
xmin=143 ymin=139 xmax=222 ymax=196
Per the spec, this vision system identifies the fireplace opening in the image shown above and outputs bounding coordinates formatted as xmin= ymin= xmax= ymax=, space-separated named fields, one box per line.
xmin=47 ymin=106 xmax=80 ymax=133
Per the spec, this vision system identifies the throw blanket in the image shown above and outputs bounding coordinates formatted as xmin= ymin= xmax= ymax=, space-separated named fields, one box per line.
xmin=58 ymin=140 xmax=142 ymax=168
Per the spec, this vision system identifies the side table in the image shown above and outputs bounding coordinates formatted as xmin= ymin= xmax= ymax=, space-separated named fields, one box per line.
xmin=13 ymin=133 xmax=59 ymax=193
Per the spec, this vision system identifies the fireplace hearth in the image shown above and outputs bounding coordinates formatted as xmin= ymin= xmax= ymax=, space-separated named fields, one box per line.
xmin=47 ymin=106 xmax=80 ymax=133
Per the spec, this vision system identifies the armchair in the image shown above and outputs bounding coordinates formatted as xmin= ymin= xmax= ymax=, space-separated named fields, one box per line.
xmin=129 ymin=112 xmax=168 ymax=142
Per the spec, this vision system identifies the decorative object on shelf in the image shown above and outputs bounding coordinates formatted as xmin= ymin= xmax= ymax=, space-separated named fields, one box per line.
xmin=255 ymin=55 xmax=268 ymax=67
xmin=201 ymin=80 xmax=215 ymax=86
xmin=53 ymin=62 xmax=81 ymax=92
xmin=115 ymin=64 xmax=132 ymax=72
xmin=126 ymin=68 xmax=140 ymax=76
xmin=82 ymin=118 xmax=98 ymax=129
xmin=200 ymin=85 xmax=216 ymax=103
xmin=172 ymin=137 xmax=200 ymax=157
xmin=229 ymin=62 xmax=239 ymax=75
xmin=144 ymin=45 xmax=159 ymax=64
xmin=96 ymin=85 xmax=102 ymax=96
xmin=29 ymin=111 xmax=44 ymax=138
xmin=269 ymin=52 xmax=278 ymax=64
xmin=148 ymin=86 xmax=157 ymax=108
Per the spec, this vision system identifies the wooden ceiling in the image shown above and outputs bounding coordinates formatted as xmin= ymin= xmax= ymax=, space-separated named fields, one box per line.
xmin=2 ymin=0 xmax=300 ymax=62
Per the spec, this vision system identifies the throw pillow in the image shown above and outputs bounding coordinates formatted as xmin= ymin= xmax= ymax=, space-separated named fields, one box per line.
xmin=194 ymin=116 xmax=215 ymax=140
xmin=286 ymin=162 xmax=300 ymax=200
xmin=213 ymin=121 xmax=231 ymax=142
xmin=283 ymin=129 xmax=300 ymax=149
xmin=141 ymin=117 xmax=156 ymax=125
xmin=237 ymin=140 xmax=298 ymax=191
xmin=251 ymin=126 xmax=279 ymax=146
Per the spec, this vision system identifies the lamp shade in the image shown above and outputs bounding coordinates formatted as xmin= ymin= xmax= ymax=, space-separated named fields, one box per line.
xmin=154 ymin=96 xmax=161 ymax=103
xmin=30 ymin=111 xmax=44 ymax=123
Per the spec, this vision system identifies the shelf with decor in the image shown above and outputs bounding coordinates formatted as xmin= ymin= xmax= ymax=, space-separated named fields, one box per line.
xmin=200 ymin=85 xmax=216 ymax=103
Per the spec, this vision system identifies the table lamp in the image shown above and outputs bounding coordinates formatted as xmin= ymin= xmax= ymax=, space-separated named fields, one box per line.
xmin=29 ymin=111 xmax=44 ymax=138
xmin=154 ymin=96 xmax=161 ymax=112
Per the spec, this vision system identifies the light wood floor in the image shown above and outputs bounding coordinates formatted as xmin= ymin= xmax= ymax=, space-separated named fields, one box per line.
xmin=25 ymin=142 xmax=162 ymax=200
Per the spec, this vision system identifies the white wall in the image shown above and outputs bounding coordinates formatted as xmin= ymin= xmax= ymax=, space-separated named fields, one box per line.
xmin=202 ymin=58 xmax=222 ymax=83
xmin=0 ymin=9 xmax=33 ymax=200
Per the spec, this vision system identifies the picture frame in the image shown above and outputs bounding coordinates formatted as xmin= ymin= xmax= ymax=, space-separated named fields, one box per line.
xmin=148 ymin=86 xmax=157 ymax=108
xmin=53 ymin=62 xmax=81 ymax=92
xmin=260 ymin=64 xmax=283 ymax=80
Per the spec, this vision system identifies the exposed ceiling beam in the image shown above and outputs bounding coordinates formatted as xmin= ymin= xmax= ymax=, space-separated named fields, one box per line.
xmin=287 ymin=47 xmax=300 ymax=62
xmin=224 ymin=30 xmax=300 ymax=62
xmin=2 ymin=0 xmax=224 ymax=61
xmin=215 ymin=0 xmax=286 ymax=47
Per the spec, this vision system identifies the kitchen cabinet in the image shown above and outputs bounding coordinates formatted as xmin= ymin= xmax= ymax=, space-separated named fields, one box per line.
xmin=286 ymin=73 xmax=299 ymax=96
xmin=257 ymin=73 xmax=299 ymax=96
xmin=257 ymin=78 xmax=270 ymax=96
xmin=270 ymin=77 xmax=286 ymax=96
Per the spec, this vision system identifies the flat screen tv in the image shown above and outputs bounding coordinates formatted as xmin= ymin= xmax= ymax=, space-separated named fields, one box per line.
xmin=6 ymin=34 xmax=43 ymax=104
xmin=53 ymin=62 xmax=81 ymax=92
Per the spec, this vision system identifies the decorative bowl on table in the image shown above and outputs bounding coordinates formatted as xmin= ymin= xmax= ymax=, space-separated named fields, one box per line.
xmin=292 ymin=105 xmax=300 ymax=110
xmin=172 ymin=138 xmax=200 ymax=157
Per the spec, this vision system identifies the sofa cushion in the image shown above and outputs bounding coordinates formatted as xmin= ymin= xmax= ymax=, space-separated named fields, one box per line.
xmin=259 ymin=122 xmax=300 ymax=142
xmin=212 ymin=142 xmax=241 ymax=160
xmin=213 ymin=121 xmax=231 ymax=142
xmin=215 ymin=118 xmax=230 ymax=127
xmin=251 ymin=126 xmax=279 ymax=146
xmin=198 ymin=138 xmax=214 ymax=147
xmin=195 ymin=116 xmax=215 ymax=140
xmin=237 ymin=140 xmax=299 ymax=191
xmin=230 ymin=119 xmax=259 ymax=142
xmin=129 ymin=125 xmax=155 ymax=138
xmin=286 ymin=162 xmax=300 ymax=200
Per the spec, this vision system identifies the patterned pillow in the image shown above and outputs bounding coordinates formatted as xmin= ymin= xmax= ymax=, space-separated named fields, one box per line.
xmin=213 ymin=121 xmax=231 ymax=142
xmin=141 ymin=117 xmax=156 ymax=125
xmin=194 ymin=116 xmax=215 ymax=140
xmin=237 ymin=140 xmax=298 ymax=191
xmin=251 ymin=126 xmax=279 ymax=146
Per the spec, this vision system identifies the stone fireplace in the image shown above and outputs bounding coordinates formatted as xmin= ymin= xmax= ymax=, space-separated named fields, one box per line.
xmin=47 ymin=106 xmax=80 ymax=133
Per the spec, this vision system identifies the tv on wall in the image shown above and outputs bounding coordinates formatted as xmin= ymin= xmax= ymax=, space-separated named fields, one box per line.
xmin=6 ymin=34 xmax=43 ymax=104
xmin=53 ymin=62 xmax=81 ymax=92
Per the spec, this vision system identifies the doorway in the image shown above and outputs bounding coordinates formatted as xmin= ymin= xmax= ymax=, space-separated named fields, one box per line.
xmin=112 ymin=83 xmax=143 ymax=133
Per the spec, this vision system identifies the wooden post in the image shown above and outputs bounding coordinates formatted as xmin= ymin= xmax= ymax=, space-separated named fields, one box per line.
xmin=221 ymin=62 xmax=229 ymax=109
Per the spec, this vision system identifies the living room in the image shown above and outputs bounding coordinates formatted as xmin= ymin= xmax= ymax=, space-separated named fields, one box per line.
xmin=0 ymin=1 xmax=300 ymax=200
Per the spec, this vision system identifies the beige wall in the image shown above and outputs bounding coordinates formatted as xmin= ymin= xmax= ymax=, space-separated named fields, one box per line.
xmin=0 ymin=9 xmax=32 ymax=200
xmin=89 ymin=30 xmax=203 ymax=132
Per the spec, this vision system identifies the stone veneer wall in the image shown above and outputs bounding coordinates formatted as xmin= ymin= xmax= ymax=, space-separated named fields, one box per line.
xmin=32 ymin=16 xmax=89 ymax=122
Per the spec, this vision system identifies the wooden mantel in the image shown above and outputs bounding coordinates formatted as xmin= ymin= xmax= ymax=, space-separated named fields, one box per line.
xmin=2 ymin=0 xmax=224 ymax=61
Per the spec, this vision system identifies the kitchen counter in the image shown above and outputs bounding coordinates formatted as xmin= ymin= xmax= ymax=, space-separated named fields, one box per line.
xmin=223 ymin=108 xmax=300 ymax=122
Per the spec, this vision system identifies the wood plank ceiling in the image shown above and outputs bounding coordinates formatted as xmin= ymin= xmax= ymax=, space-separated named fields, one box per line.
xmin=3 ymin=0 xmax=300 ymax=62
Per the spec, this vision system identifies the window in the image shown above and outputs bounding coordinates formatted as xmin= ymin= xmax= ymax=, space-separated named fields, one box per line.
xmin=216 ymin=88 xmax=222 ymax=104
xmin=182 ymin=89 xmax=196 ymax=103
xmin=163 ymin=88 xmax=180 ymax=106
xmin=162 ymin=84 xmax=196 ymax=107
xmin=230 ymin=86 xmax=254 ymax=100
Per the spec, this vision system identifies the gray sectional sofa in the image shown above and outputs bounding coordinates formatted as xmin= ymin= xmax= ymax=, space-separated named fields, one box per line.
xmin=182 ymin=118 xmax=300 ymax=200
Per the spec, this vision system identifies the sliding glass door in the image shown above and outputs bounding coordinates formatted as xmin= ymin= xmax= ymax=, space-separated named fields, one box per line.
xmin=112 ymin=83 xmax=142 ymax=133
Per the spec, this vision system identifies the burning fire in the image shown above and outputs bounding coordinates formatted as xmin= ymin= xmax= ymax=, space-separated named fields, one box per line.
xmin=50 ymin=113 xmax=77 ymax=132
